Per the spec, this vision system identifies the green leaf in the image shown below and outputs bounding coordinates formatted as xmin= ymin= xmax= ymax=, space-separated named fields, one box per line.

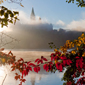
xmin=4 ymin=13 xmax=8 ymax=18
xmin=0 ymin=6 xmax=19 ymax=27
xmin=1 ymin=10 xmax=4 ymax=16
xmin=7 ymin=10 xmax=12 ymax=14
xmin=13 ymin=11 xmax=19 ymax=15
xmin=72 ymin=1 xmax=74 ymax=3
xmin=10 ymin=13 xmax=14 ymax=17
xmin=9 ymin=20 xmax=13 ymax=23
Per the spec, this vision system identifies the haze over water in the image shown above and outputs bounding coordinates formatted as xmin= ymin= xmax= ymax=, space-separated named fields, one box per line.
xmin=0 ymin=49 xmax=64 ymax=85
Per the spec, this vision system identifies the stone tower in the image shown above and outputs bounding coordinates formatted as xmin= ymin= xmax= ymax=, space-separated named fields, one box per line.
xmin=30 ymin=7 xmax=35 ymax=20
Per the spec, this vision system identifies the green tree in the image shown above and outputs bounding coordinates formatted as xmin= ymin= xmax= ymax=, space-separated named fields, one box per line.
xmin=0 ymin=6 xmax=19 ymax=27
xmin=0 ymin=0 xmax=24 ymax=7
xmin=66 ymin=0 xmax=85 ymax=7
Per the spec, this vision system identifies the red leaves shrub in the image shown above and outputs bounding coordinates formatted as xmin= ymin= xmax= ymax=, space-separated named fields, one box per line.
xmin=55 ymin=62 xmax=63 ymax=72
xmin=3 ymin=34 xmax=85 ymax=85
xmin=33 ymin=66 xmax=40 ymax=73
xmin=60 ymin=56 xmax=72 ymax=66
xmin=76 ymin=77 xmax=85 ymax=85
xmin=35 ymin=56 xmax=48 ymax=64
xmin=76 ymin=56 xmax=83 ymax=69
xmin=43 ymin=62 xmax=53 ymax=71
xmin=66 ymin=81 xmax=72 ymax=85
xmin=10 ymin=48 xmax=85 ymax=85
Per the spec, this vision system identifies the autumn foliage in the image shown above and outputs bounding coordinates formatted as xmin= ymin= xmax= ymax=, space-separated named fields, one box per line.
xmin=0 ymin=33 xmax=85 ymax=85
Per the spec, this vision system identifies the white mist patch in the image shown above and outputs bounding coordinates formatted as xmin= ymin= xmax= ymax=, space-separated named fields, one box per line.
xmin=65 ymin=19 xmax=85 ymax=31
xmin=3 ymin=10 xmax=53 ymax=32
xmin=56 ymin=20 xmax=65 ymax=26
xmin=18 ymin=11 xmax=30 ymax=24
xmin=17 ymin=10 xmax=50 ymax=25
xmin=53 ymin=20 xmax=66 ymax=30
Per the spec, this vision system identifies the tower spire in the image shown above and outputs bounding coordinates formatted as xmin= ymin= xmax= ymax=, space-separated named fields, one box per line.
xmin=30 ymin=7 xmax=35 ymax=20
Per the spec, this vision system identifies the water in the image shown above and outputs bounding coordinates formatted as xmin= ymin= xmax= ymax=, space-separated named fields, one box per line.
xmin=0 ymin=49 xmax=64 ymax=85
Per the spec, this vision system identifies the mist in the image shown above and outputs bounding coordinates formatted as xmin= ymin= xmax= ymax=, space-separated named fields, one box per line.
xmin=2 ymin=20 xmax=83 ymax=49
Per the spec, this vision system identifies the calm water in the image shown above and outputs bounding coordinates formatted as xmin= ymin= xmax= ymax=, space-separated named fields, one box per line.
xmin=0 ymin=49 xmax=64 ymax=85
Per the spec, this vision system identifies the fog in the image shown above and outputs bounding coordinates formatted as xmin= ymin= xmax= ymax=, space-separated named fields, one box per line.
xmin=0 ymin=18 xmax=83 ymax=49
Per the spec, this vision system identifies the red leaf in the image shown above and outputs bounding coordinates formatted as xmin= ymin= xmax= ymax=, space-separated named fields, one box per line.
xmin=60 ymin=56 xmax=67 ymax=60
xmin=15 ymin=75 xmax=20 ymax=80
xmin=33 ymin=66 xmax=40 ymax=73
xmin=41 ymin=56 xmax=44 ymax=59
xmin=29 ymin=67 xmax=32 ymax=71
xmin=27 ymin=61 xmax=31 ymax=64
xmin=28 ymin=63 xmax=36 ymax=67
xmin=35 ymin=58 xmax=40 ymax=62
xmin=20 ymin=58 xmax=24 ymax=62
xmin=15 ymin=73 xmax=18 ymax=75
xmin=11 ymin=67 xmax=15 ymax=71
xmin=15 ymin=76 xmax=18 ymax=80
xmin=42 ymin=58 xmax=48 ymax=61
xmin=81 ymin=71 xmax=85 ymax=76
xmin=22 ymin=79 xmax=26 ymax=82
xmin=22 ymin=71 xmax=24 ymax=76
xmin=37 ymin=60 xmax=43 ymax=64
xmin=56 ymin=62 xmax=63 ymax=72
xmin=43 ymin=64 xmax=49 ymax=71
xmin=66 ymin=81 xmax=72 ymax=85
xmin=22 ymin=70 xmax=27 ymax=76
xmin=0 ymin=48 xmax=4 ymax=51
xmin=8 ymin=51 xmax=11 ymax=55
xmin=27 ymin=66 xmax=32 ymax=71
xmin=51 ymin=56 xmax=54 ymax=61
xmin=23 ymin=64 xmax=26 ymax=68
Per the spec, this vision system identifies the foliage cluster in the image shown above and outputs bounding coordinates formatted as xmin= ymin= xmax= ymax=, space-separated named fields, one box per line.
xmin=66 ymin=0 xmax=85 ymax=7
xmin=0 ymin=6 xmax=19 ymax=27
xmin=0 ymin=0 xmax=24 ymax=7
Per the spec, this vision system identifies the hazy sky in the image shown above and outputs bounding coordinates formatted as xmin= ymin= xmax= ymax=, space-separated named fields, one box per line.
xmin=0 ymin=0 xmax=84 ymax=49
xmin=1 ymin=0 xmax=85 ymax=31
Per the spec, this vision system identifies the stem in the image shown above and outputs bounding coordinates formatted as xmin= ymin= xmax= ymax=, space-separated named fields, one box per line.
xmin=1 ymin=74 xmax=7 ymax=85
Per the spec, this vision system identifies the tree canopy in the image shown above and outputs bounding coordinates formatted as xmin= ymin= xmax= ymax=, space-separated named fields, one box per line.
xmin=66 ymin=0 xmax=85 ymax=7
xmin=0 ymin=6 xmax=19 ymax=27
xmin=0 ymin=0 xmax=24 ymax=7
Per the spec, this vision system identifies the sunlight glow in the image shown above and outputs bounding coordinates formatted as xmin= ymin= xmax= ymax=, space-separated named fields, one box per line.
xmin=0 ymin=66 xmax=5 ymax=77
xmin=0 ymin=25 xmax=6 ymax=32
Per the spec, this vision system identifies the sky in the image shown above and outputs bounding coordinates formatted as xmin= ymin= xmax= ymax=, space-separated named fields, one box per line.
xmin=0 ymin=0 xmax=84 ymax=49
xmin=1 ymin=0 xmax=85 ymax=31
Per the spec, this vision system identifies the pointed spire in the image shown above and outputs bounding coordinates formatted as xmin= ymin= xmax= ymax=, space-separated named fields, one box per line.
xmin=30 ymin=7 xmax=35 ymax=20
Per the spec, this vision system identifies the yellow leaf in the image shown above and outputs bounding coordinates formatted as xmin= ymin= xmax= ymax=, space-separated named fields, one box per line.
xmin=81 ymin=33 xmax=84 ymax=37
xmin=54 ymin=49 xmax=58 ymax=52
xmin=55 ymin=59 xmax=58 ymax=64
xmin=20 ymin=3 xmax=24 ymax=7
xmin=82 ymin=52 xmax=85 ymax=57
xmin=71 ymin=51 xmax=76 ymax=54
xmin=1 ymin=58 xmax=5 ymax=63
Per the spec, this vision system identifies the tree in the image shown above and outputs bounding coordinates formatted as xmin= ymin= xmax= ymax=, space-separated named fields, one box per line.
xmin=66 ymin=0 xmax=85 ymax=7
xmin=0 ymin=6 xmax=19 ymax=27
xmin=0 ymin=0 xmax=24 ymax=7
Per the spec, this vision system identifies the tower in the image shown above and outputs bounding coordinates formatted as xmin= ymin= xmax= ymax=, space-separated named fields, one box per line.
xmin=30 ymin=7 xmax=35 ymax=20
